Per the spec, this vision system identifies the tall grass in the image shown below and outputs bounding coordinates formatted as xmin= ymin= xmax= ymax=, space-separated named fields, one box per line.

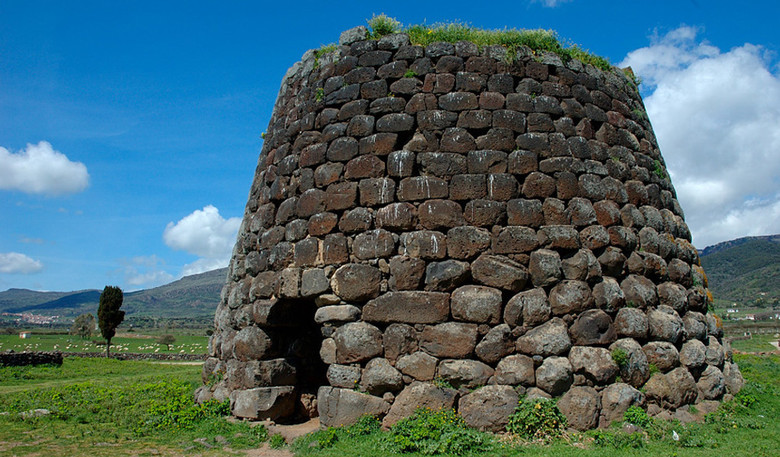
xmin=366 ymin=15 xmax=612 ymax=72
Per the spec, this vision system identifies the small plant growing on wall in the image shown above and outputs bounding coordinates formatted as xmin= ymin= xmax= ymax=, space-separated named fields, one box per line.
xmin=368 ymin=13 xmax=401 ymax=38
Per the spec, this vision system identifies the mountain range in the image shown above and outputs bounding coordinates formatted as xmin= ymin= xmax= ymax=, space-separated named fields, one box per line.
xmin=0 ymin=268 xmax=227 ymax=319
xmin=1 ymin=233 xmax=777 ymax=319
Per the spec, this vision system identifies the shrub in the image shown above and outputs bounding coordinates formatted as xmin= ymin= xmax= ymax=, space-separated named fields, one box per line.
xmin=368 ymin=14 xmax=401 ymax=38
xmin=383 ymin=408 xmax=493 ymax=455
xmin=269 ymin=433 xmax=286 ymax=449
xmin=624 ymin=405 xmax=654 ymax=429
xmin=611 ymin=348 xmax=629 ymax=368
xmin=506 ymin=397 xmax=567 ymax=441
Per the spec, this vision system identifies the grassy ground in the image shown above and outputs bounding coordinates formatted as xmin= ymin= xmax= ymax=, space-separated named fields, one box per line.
xmin=0 ymin=358 xmax=267 ymax=456
xmin=0 ymin=331 xmax=207 ymax=354
xmin=730 ymin=333 xmax=779 ymax=353
xmin=2 ymin=353 xmax=777 ymax=457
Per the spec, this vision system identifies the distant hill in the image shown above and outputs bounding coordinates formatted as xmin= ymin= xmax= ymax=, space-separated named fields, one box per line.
xmin=699 ymin=235 xmax=780 ymax=303
xmin=0 ymin=267 xmax=227 ymax=318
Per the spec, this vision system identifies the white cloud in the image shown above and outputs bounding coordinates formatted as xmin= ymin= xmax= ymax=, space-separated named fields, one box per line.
xmin=163 ymin=205 xmax=241 ymax=274
xmin=0 ymin=142 xmax=89 ymax=195
xmin=0 ymin=252 xmax=44 ymax=274
xmin=533 ymin=0 xmax=572 ymax=7
xmin=119 ymin=255 xmax=174 ymax=288
xmin=621 ymin=27 xmax=780 ymax=248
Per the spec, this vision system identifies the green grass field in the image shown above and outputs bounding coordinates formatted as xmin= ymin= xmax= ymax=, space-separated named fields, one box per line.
xmin=0 ymin=331 xmax=207 ymax=354
xmin=730 ymin=334 xmax=779 ymax=353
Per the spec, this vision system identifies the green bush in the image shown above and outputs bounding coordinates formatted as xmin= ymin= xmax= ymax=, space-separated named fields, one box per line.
xmin=269 ymin=433 xmax=286 ymax=449
xmin=623 ymin=405 xmax=654 ymax=429
xmin=368 ymin=14 xmax=401 ymax=38
xmin=506 ymin=397 xmax=567 ymax=441
xmin=382 ymin=408 xmax=494 ymax=455
xmin=611 ymin=348 xmax=629 ymax=368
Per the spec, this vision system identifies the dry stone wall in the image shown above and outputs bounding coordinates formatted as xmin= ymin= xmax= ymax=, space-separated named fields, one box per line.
xmin=198 ymin=25 xmax=744 ymax=430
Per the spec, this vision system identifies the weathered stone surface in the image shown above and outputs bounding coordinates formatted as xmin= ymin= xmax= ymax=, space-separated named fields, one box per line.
xmin=233 ymin=326 xmax=273 ymax=362
xmin=327 ymin=364 xmax=362 ymax=389
xmin=599 ymin=383 xmax=645 ymax=426
xmin=517 ymin=318 xmax=572 ymax=357
xmin=314 ymin=305 xmax=361 ymax=324
xmin=396 ymin=351 xmax=438 ymax=381
xmin=614 ymin=307 xmax=648 ymax=339
xmin=644 ymin=367 xmax=697 ymax=408
xmin=420 ymin=322 xmax=478 ymax=358
xmin=331 ymin=264 xmax=381 ymax=302
xmin=333 ymin=322 xmax=383 ymax=364
xmin=536 ymin=356 xmax=573 ymax=395
xmin=697 ymin=365 xmax=726 ymax=400
xmin=425 ymin=260 xmax=470 ymax=291
xmin=569 ymin=309 xmax=616 ymax=346
xmin=647 ymin=306 xmax=684 ymax=343
xmin=318 ymin=386 xmax=390 ymax=428
xmin=568 ymin=346 xmax=618 ymax=384
xmin=383 ymin=323 xmax=418 ymax=361
xmin=679 ymin=339 xmax=706 ymax=370
xmin=558 ymin=386 xmax=601 ymax=431
xmin=723 ymin=361 xmax=744 ymax=394
xmin=231 ymin=386 xmax=296 ymax=420
xmin=363 ymin=291 xmax=450 ymax=324
xmin=451 ymin=285 xmax=503 ymax=325
xmin=504 ymin=287 xmax=550 ymax=327
xmin=388 ymin=255 xmax=426 ymax=291
xmin=361 ymin=358 xmax=404 ymax=395
xmin=382 ymin=382 xmax=458 ymax=427
xmin=609 ymin=338 xmax=650 ymax=388
xmin=642 ymin=341 xmax=679 ymax=372
xmin=475 ymin=324 xmax=514 ymax=363
xmin=529 ymin=249 xmax=563 ymax=287
xmin=471 ymin=254 xmax=528 ymax=291
xmin=549 ymin=280 xmax=593 ymax=315
xmin=459 ymin=385 xmax=519 ymax=432
xmin=437 ymin=359 xmax=494 ymax=389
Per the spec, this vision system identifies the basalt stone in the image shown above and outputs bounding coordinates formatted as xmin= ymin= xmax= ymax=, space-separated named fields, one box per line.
xmin=558 ymin=386 xmax=601 ymax=431
xmin=331 ymin=264 xmax=381 ymax=302
xmin=495 ymin=354 xmax=536 ymax=386
xmin=614 ymin=307 xmax=648 ymax=339
xmin=642 ymin=341 xmax=679 ymax=372
xmin=599 ymin=383 xmax=645 ymax=426
xmin=333 ymin=322 xmax=383 ymax=364
xmin=451 ymin=285 xmax=502 ymax=325
xmin=475 ymin=324 xmax=514 ymax=363
xmin=318 ymin=387 xmax=390 ymax=428
xmin=536 ymin=356 xmax=573 ymax=396
xmin=209 ymin=28 xmax=733 ymax=429
xmin=459 ymin=385 xmax=519 ymax=432
xmin=437 ymin=359 xmax=494 ymax=389
xmin=569 ymin=309 xmax=616 ymax=346
xmin=568 ymin=346 xmax=618 ymax=384
xmin=609 ymin=338 xmax=649 ymax=389
xmin=382 ymin=382 xmax=458 ymax=427
xmin=516 ymin=317 xmax=572 ymax=357
xmin=420 ymin=322 xmax=478 ymax=358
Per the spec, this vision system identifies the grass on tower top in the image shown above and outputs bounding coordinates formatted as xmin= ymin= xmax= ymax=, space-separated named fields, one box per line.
xmin=366 ymin=14 xmax=612 ymax=72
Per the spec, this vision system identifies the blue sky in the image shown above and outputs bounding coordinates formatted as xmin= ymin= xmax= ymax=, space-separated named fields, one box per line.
xmin=1 ymin=0 xmax=779 ymax=292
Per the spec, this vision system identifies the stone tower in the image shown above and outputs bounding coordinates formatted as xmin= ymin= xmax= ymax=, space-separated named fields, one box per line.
xmin=197 ymin=26 xmax=743 ymax=431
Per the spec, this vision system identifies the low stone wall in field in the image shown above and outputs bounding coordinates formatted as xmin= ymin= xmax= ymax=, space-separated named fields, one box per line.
xmin=0 ymin=350 xmax=206 ymax=366
xmin=0 ymin=351 xmax=63 ymax=367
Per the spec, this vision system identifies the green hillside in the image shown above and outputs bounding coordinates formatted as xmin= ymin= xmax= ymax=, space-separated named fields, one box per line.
xmin=700 ymin=235 xmax=780 ymax=304
xmin=0 ymin=268 xmax=227 ymax=319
